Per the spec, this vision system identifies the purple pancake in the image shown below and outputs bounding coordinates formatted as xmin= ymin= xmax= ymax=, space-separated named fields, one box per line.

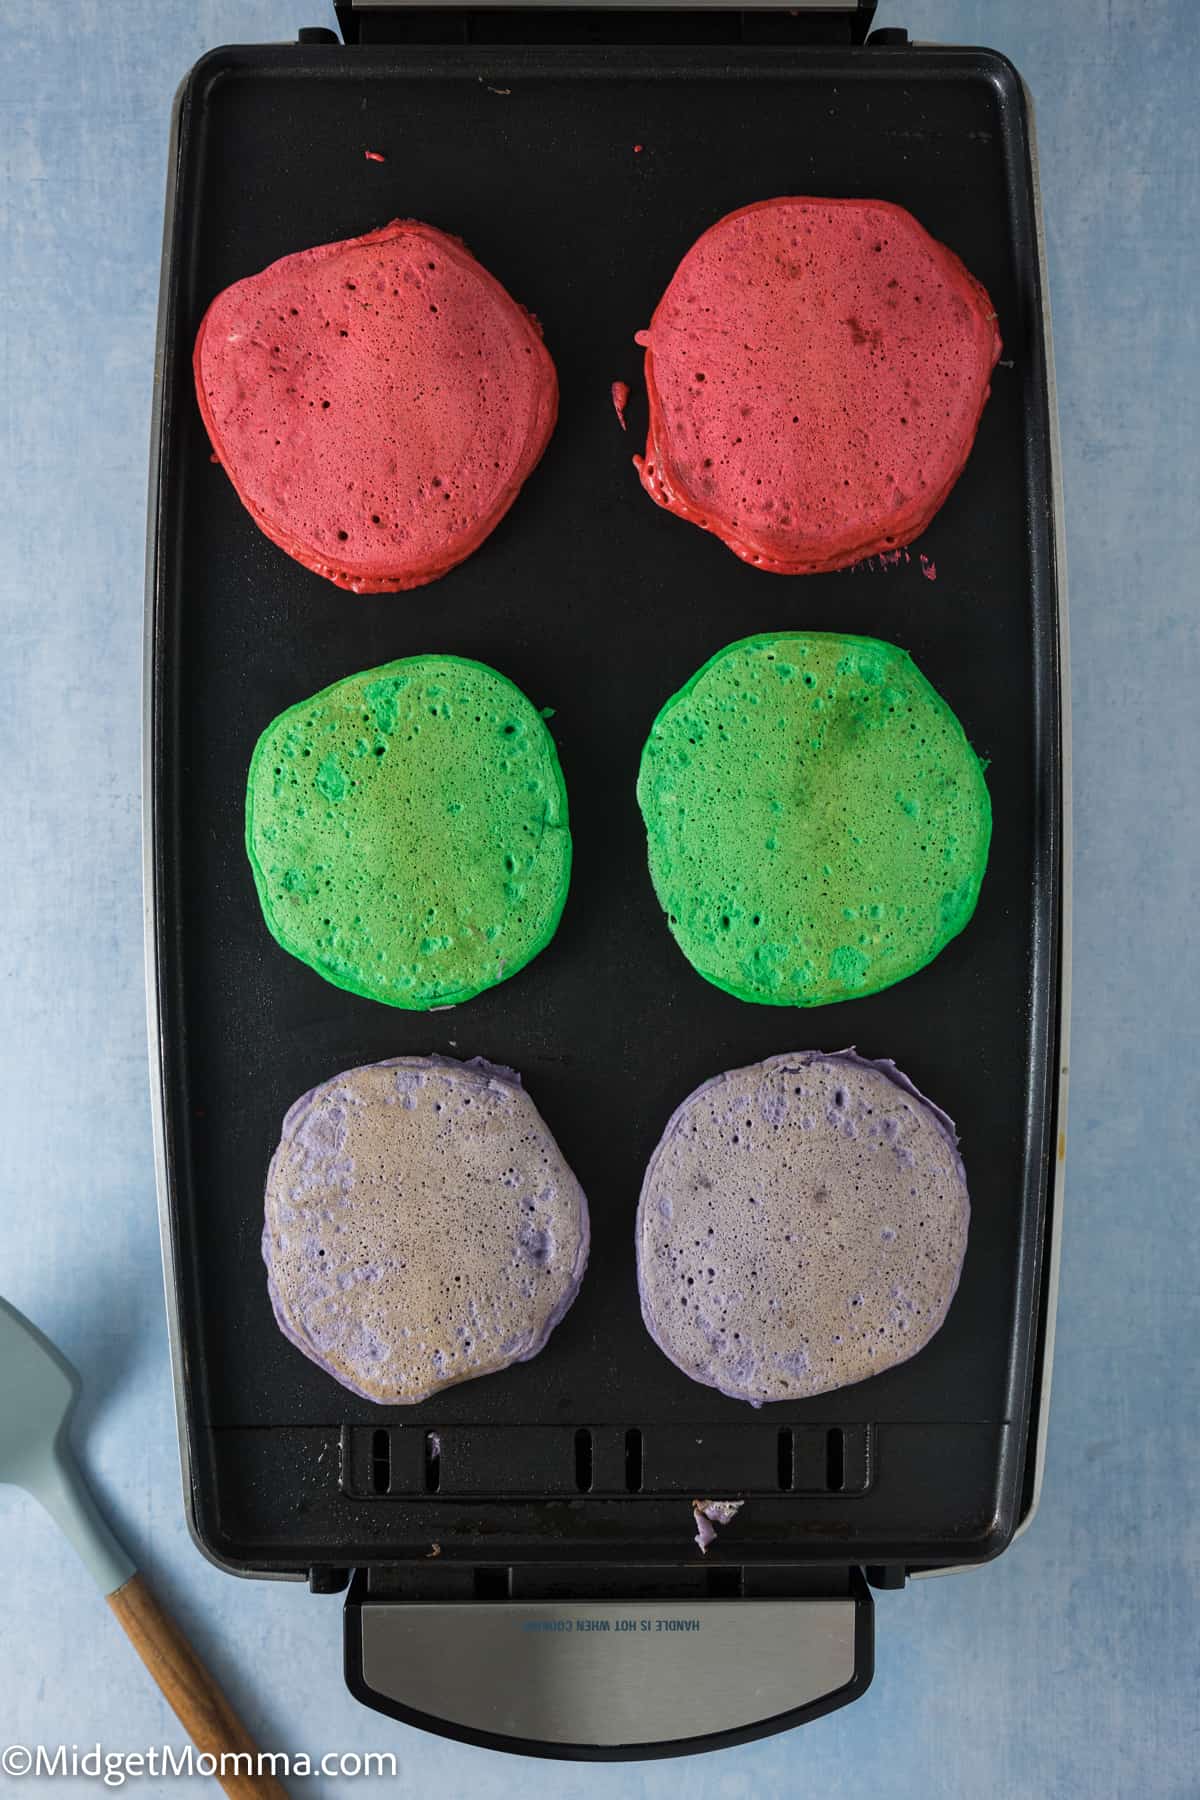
xmin=263 ymin=1055 xmax=589 ymax=1404
xmin=636 ymin=1050 xmax=969 ymax=1404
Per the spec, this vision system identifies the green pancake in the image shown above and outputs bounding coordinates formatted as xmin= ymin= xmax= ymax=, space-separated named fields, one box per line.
xmin=637 ymin=633 xmax=990 ymax=1007
xmin=247 ymin=655 xmax=570 ymax=1008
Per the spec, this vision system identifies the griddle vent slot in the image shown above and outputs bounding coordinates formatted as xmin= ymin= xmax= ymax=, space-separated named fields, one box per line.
xmin=341 ymin=1423 xmax=871 ymax=1498
xmin=776 ymin=1427 xmax=794 ymax=1490
xmin=574 ymin=1427 xmax=594 ymax=1492
xmin=826 ymin=1427 xmax=846 ymax=1492
xmin=370 ymin=1429 xmax=390 ymax=1496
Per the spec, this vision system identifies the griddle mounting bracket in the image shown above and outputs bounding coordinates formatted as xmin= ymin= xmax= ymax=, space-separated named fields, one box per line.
xmin=333 ymin=2 xmax=881 ymax=49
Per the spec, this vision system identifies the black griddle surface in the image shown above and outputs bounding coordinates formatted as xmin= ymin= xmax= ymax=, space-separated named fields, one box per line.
xmin=150 ymin=39 xmax=1060 ymax=1573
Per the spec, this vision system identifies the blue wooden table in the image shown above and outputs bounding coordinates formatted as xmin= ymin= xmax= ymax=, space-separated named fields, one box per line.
xmin=1 ymin=3 xmax=1196 ymax=1793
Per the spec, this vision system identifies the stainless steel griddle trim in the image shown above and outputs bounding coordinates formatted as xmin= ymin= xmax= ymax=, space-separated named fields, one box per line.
xmin=1009 ymin=73 xmax=1070 ymax=1547
xmin=143 ymin=72 xmax=301 ymax=1585
xmin=911 ymin=70 xmax=1070 ymax=1578
xmin=358 ymin=1599 xmax=857 ymax=1745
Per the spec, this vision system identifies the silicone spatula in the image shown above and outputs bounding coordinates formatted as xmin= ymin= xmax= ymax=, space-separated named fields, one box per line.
xmin=0 ymin=1295 xmax=286 ymax=1798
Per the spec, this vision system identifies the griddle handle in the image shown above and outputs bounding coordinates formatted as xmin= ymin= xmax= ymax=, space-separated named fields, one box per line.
xmin=345 ymin=1575 xmax=873 ymax=1756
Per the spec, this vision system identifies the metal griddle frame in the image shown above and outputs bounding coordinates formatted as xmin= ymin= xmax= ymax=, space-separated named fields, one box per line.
xmin=145 ymin=0 xmax=1070 ymax=1756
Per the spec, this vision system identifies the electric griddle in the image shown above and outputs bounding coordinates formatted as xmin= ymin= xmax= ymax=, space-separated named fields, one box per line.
xmin=145 ymin=0 xmax=1070 ymax=1758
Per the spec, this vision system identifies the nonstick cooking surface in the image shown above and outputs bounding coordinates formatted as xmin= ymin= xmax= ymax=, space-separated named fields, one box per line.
xmin=149 ymin=39 xmax=1061 ymax=1573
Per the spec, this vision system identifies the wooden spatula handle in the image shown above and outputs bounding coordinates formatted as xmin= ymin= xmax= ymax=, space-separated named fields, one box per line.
xmin=107 ymin=1574 xmax=288 ymax=1799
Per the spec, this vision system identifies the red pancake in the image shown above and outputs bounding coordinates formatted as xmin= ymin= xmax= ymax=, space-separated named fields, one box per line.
xmin=634 ymin=198 xmax=1001 ymax=574
xmin=194 ymin=221 xmax=557 ymax=593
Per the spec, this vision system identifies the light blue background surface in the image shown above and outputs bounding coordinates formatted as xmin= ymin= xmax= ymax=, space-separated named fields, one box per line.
xmin=1 ymin=2 xmax=1196 ymax=1794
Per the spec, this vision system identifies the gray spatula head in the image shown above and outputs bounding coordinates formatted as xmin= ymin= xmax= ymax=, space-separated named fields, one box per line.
xmin=0 ymin=1296 xmax=133 ymax=1594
